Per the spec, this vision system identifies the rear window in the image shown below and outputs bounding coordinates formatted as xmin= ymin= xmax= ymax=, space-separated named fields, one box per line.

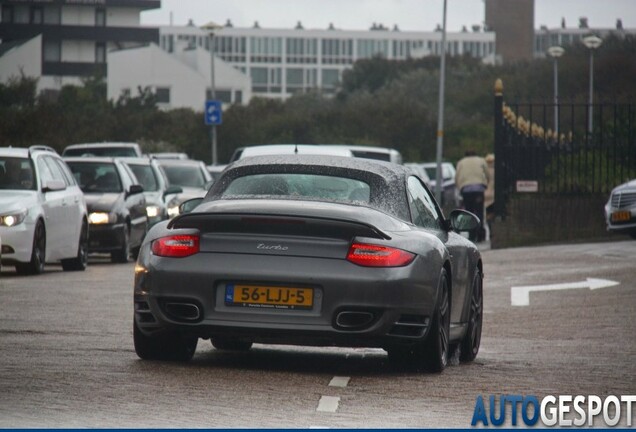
xmin=63 ymin=147 xmax=139 ymax=157
xmin=222 ymin=173 xmax=371 ymax=203
xmin=66 ymin=162 xmax=122 ymax=193
xmin=162 ymin=165 xmax=206 ymax=188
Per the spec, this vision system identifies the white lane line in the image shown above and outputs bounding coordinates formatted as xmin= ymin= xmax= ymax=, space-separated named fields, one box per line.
xmin=316 ymin=396 xmax=340 ymax=412
xmin=328 ymin=376 xmax=350 ymax=388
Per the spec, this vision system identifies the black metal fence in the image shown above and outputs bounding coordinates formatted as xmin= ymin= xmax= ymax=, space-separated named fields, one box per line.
xmin=493 ymin=80 xmax=636 ymax=218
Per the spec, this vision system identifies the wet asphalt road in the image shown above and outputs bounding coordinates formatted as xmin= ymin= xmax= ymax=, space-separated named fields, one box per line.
xmin=0 ymin=240 xmax=635 ymax=428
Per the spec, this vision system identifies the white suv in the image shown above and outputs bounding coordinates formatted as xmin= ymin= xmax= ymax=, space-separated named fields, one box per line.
xmin=0 ymin=146 xmax=88 ymax=274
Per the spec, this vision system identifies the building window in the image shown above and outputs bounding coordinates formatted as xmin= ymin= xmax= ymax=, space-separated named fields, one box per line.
xmin=95 ymin=8 xmax=106 ymax=27
xmin=322 ymin=69 xmax=340 ymax=87
xmin=155 ymin=87 xmax=170 ymax=104
xmin=30 ymin=6 xmax=43 ymax=24
xmin=217 ymin=90 xmax=232 ymax=104
xmin=43 ymin=5 xmax=61 ymax=24
xmin=95 ymin=42 xmax=106 ymax=63
xmin=43 ymin=40 xmax=61 ymax=62
xmin=2 ymin=5 xmax=14 ymax=23
xmin=234 ymin=90 xmax=242 ymax=104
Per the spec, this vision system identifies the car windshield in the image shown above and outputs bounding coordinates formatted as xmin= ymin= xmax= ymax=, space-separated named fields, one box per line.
xmin=66 ymin=162 xmax=122 ymax=193
xmin=128 ymin=164 xmax=159 ymax=192
xmin=64 ymin=147 xmax=138 ymax=157
xmin=222 ymin=173 xmax=371 ymax=203
xmin=0 ymin=157 xmax=36 ymax=190
xmin=162 ymin=165 xmax=206 ymax=188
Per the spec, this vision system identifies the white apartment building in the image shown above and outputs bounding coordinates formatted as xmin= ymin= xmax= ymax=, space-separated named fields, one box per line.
xmin=0 ymin=0 xmax=160 ymax=93
xmin=160 ymin=23 xmax=497 ymax=100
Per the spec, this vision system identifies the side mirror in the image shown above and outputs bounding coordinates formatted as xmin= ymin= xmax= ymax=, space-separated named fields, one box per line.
xmin=448 ymin=209 xmax=480 ymax=232
xmin=179 ymin=197 xmax=203 ymax=214
xmin=43 ymin=179 xmax=66 ymax=192
xmin=163 ymin=185 xmax=183 ymax=200
xmin=128 ymin=184 xmax=144 ymax=196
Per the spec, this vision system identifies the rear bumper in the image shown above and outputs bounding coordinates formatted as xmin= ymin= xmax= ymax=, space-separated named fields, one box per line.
xmin=134 ymin=251 xmax=440 ymax=348
xmin=604 ymin=205 xmax=636 ymax=232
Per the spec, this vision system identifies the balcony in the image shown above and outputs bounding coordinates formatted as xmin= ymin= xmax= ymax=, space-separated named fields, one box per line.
xmin=0 ymin=23 xmax=159 ymax=44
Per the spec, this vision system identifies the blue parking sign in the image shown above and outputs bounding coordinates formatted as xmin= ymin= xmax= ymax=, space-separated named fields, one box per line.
xmin=205 ymin=100 xmax=222 ymax=125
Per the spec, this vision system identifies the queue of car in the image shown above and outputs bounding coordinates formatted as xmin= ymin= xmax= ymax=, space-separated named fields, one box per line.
xmin=1 ymin=143 xmax=212 ymax=272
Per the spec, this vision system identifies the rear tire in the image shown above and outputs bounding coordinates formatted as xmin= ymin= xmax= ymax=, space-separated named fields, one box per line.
xmin=111 ymin=226 xmax=130 ymax=263
xmin=16 ymin=221 xmax=46 ymax=275
xmin=62 ymin=221 xmax=88 ymax=271
xmin=387 ymin=269 xmax=450 ymax=373
xmin=211 ymin=338 xmax=253 ymax=351
xmin=133 ymin=319 xmax=197 ymax=361
xmin=459 ymin=269 xmax=483 ymax=362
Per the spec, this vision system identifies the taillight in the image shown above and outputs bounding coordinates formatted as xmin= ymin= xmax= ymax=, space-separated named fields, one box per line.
xmin=151 ymin=235 xmax=200 ymax=258
xmin=346 ymin=243 xmax=415 ymax=267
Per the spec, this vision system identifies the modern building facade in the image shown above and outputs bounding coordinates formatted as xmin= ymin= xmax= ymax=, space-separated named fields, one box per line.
xmin=160 ymin=23 xmax=496 ymax=100
xmin=0 ymin=0 xmax=159 ymax=92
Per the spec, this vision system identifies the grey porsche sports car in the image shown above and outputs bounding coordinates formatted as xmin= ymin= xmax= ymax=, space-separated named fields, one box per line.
xmin=133 ymin=155 xmax=483 ymax=372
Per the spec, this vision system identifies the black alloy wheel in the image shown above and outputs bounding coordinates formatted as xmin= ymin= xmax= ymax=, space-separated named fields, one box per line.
xmin=422 ymin=269 xmax=450 ymax=372
xmin=16 ymin=221 xmax=46 ymax=275
xmin=460 ymin=269 xmax=483 ymax=362
xmin=133 ymin=318 xmax=198 ymax=361
xmin=62 ymin=221 xmax=88 ymax=271
xmin=111 ymin=225 xmax=130 ymax=263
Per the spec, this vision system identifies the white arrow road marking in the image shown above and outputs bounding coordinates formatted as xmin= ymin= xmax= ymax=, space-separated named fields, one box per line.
xmin=316 ymin=396 xmax=340 ymax=412
xmin=328 ymin=376 xmax=350 ymax=388
xmin=511 ymin=278 xmax=619 ymax=306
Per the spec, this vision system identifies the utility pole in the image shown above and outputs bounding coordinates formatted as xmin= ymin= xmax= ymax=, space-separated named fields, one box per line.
xmin=434 ymin=0 xmax=448 ymax=205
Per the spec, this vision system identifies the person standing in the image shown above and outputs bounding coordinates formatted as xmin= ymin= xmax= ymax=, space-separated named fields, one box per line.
xmin=455 ymin=150 xmax=490 ymax=242
xmin=484 ymin=154 xmax=495 ymax=240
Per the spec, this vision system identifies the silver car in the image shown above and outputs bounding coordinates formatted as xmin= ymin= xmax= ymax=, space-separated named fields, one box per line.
xmin=605 ymin=179 xmax=636 ymax=239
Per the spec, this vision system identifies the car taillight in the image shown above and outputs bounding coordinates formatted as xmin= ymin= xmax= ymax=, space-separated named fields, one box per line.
xmin=152 ymin=235 xmax=200 ymax=258
xmin=346 ymin=243 xmax=415 ymax=267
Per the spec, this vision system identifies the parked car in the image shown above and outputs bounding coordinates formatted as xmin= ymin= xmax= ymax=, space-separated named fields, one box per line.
xmin=420 ymin=162 xmax=460 ymax=209
xmin=404 ymin=163 xmax=432 ymax=188
xmin=120 ymin=157 xmax=182 ymax=227
xmin=62 ymin=142 xmax=143 ymax=158
xmin=133 ymin=155 xmax=483 ymax=372
xmin=206 ymin=164 xmax=228 ymax=182
xmin=156 ymin=159 xmax=213 ymax=218
xmin=229 ymin=144 xmax=403 ymax=165
xmin=604 ymin=179 xmax=636 ymax=239
xmin=1 ymin=146 xmax=88 ymax=274
xmin=65 ymin=157 xmax=147 ymax=262
xmin=149 ymin=152 xmax=189 ymax=160
xmin=229 ymin=144 xmax=354 ymax=162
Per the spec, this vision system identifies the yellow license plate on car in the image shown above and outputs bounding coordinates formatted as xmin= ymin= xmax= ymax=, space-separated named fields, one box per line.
xmin=225 ymin=283 xmax=313 ymax=310
xmin=611 ymin=211 xmax=631 ymax=222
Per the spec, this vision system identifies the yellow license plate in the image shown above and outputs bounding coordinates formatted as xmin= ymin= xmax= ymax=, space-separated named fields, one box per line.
xmin=225 ymin=283 xmax=313 ymax=310
xmin=611 ymin=211 xmax=631 ymax=222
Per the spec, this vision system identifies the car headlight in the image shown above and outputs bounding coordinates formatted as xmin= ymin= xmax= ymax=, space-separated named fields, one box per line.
xmin=146 ymin=205 xmax=160 ymax=218
xmin=167 ymin=205 xmax=180 ymax=218
xmin=0 ymin=210 xmax=27 ymax=227
xmin=88 ymin=212 xmax=113 ymax=225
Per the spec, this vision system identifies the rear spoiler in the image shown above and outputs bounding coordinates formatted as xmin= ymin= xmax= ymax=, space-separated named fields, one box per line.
xmin=169 ymin=212 xmax=391 ymax=241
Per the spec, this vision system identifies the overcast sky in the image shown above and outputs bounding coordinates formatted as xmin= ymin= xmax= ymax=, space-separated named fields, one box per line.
xmin=141 ymin=0 xmax=636 ymax=32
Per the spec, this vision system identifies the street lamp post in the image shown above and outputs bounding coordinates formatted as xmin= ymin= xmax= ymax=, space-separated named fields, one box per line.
xmin=202 ymin=21 xmax=222 ymax=165
xmin=547 ymin=46 xmax=565 ymax=135
xmin=582 ymin=35 xmax=602 ymax=136
xmin=434 ymin=0 xmax=448 ymax=205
